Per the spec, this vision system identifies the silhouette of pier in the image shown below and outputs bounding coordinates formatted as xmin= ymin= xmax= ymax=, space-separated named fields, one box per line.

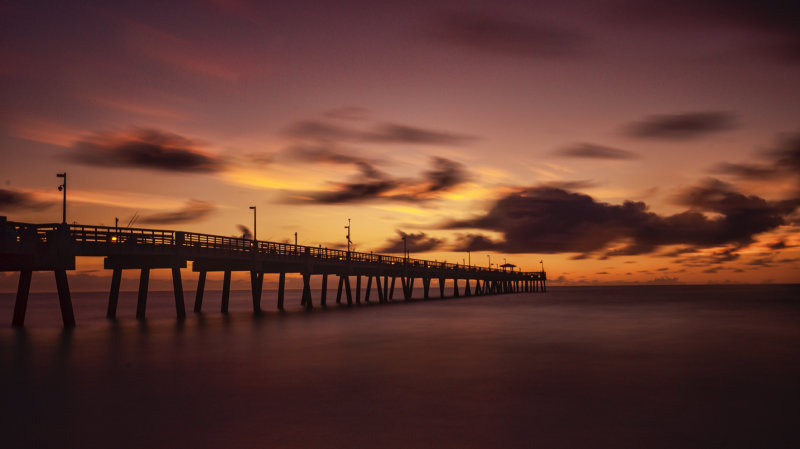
xmin=1 ymin=217 xmax=546 ymax=327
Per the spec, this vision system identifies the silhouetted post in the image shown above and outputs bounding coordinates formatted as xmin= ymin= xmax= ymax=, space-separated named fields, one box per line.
xmin=107 ymin=268 xmax=122 ymax=319
xmin=250 ymin=271 xmax=263 ymax=314
xmin=302 ymin=272 xmax=312 ymax=309
xmin=344 ymin=275 xmax=353 ymax=306
xmin=400 ymin=277 xmax=407 ymax=299
xmin=277 ymin=272 xmax=286 ymax=310
xmin=221 ymin=270 xmax=231 ymax=314
xmin=453 ymin=278 xmax=459 ymax=297
xmin=172 ymin=267 xmax=186 ymax=319
xmin=356 ymin=275 xmax=361 ymax=304
xmin=136 ymin=268 xmax=149 ymax=321
xmin=55 ymin=270 xmax=75 ymax=327
xmin=56 ymin=172 xmax=66 ymax=224
xmin=12 ymin=270 xmax=32 ymax=327
xmin=408 ymin=277 xmax=415 ymax=300
xmin=464 ymin=278 xmax=471 ymax=296
xmin=336 ymin=275 xmax=344 ymax=304
xmin=383 ymin=275 xmax=389 ymax=301
xmin=375 ymin=275 xmax=385 ymax=303
xmin=389 ymin=277 xmax=396 ymax=300
xmin=439 ymin=277 xmax=445 ymax=298
xmin=321 ymin=274 xmax=328 ymax=306
xmin=194 ymin=271 xmax=206 ymax=313
xmin=365 ymin=275 xmax=372 ymax=302
xmin=423 ymin=277 xmax=430 ymax=299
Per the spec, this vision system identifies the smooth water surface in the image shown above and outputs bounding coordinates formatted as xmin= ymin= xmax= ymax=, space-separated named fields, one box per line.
xmin=2 ymin=285 xmax=799 ymax=448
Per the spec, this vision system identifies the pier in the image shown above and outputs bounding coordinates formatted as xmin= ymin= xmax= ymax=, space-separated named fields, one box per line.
xmin=1 ymin=217 xmax=546 ymax=327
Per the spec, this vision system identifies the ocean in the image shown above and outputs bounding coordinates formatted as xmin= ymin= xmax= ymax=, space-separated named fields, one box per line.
xmin=2 ymin=285 xmax=799 ymax=448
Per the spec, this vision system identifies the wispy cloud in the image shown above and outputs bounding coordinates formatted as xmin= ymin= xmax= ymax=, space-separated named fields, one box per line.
xmin=138 ymin=199 xmax=215 ymax=224
xmin=0 ymin=188 xmax=52 ymax=211
xmin=70 ymin=128 xmax=226 ymax=173
xmin=625 ymin=111 xmax=738 ymax=140
xmin=376 ymin=230 xmax=445 ymax=253
xmin=556 ymin=143 xmax=640 ymax=160
xmin=428 ymin=11 xmax=587 ymax=58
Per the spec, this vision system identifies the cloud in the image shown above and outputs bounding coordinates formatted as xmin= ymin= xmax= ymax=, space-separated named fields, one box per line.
xmin=324 ymin=106 xmax=370 ymax=121
xmin=615 ymin=0 xmax=800 ymax=63
xmin=556 ymin=143 xmax=640 ymax=160
xmin=292 ymin=157 xmax=470 ymax=204
xmin=711 ymin=132 xmax=800 ymax=185
xmin=0 ymin=188 xmax=51 ymax=211
xmin=376 ymin=231 xmax=445 ymax=253
xmin=284 ymin=120 xmax=475 ymax=146
xmin=428 ymin=11 xmax=586 ymax=58
xmin=442 ymin=181 xmax=798 ymax=256
xmin=362 ymin=123 xmax=476 ymax=145
xmin=71 ymin=129 xmax=225 ymax=173
xmin=138 ymin=199 xmax=215 ymax=224
xmin=625 ymin=111 xmax=737 ymax=140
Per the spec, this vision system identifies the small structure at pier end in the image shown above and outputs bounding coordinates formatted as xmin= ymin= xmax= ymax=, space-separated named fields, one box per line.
xmin=1 ymin=217 xmax=546 ymax=327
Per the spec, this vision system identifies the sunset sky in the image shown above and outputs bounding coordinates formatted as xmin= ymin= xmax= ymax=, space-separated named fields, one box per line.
xmin=1 ymin=0 xmax=799 ymax=288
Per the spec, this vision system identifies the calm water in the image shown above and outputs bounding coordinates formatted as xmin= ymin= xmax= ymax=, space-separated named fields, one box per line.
xmin=2 ymin=285 xmax=799 ymax=448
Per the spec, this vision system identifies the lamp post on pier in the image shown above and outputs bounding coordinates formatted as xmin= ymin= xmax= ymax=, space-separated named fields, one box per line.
xmin=56 ymin=172 xmax=66 ymax=224
xmin=249 ymin=206 xmax=256 ymax=242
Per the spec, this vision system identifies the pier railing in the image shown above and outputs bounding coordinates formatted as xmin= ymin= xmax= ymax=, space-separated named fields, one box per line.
xmin=4 ymin=221 xmax=544 ymax=278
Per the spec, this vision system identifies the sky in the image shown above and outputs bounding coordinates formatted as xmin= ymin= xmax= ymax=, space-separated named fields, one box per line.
xmin=1 ymin=0 xmax=799 ymax=289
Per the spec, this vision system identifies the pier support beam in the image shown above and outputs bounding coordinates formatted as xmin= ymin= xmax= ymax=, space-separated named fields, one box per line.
xmin=439 ymin=278 xmax=445 ymax=298
xmin=107 ymin=268 xmax=122 ymax=319
xmin=344 ymin=275 xmax=353 ymax=306
xmin=55 ymin=270 xmax=75 ymax=327
xmin=336 ymin=275 xmax=344 ymax=304
xmin=221 ymin=270 xmax=231 ymax=314
xmin=375 ymin=275 xmax=385 ymax=303
xmin=12 ymin=270 xmax=32 ymax=327
xmin=136 ymin=268 xmax=149 ymax=321
xmin=172 ymin=267 xmax=186 ymax=319
xmin=423 ymin=277 xmax=430 ymax=299
xmin=194 ymin=271 xmax=206 ymax=313
xmin=383 ymin=276 xmax=389 ymax=302
xmin=453 ymin=278 xmax=459 ymax=297
xmin=321 ymin=274 xmax=328 ymax=306
xmin=277 ymin=272 xmax=286 ymax=310
xmin=365 ymin=276 xmax=373 ymax=302
xmin=302 ymin=272 xmax=313 ymax=310
xmin=464 ymin=278 xmax=471 ymax=297
xmin=356 ymin=275 xmax=362 ymax=304
xmin=389 ymin=277 xmax=396 ymax=301
xmin=250 ymin=271 xmax=263 ymax=314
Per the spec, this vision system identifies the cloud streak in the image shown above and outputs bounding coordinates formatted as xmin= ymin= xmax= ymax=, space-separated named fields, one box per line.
xmin=284 ymin=120 xmax=475 ymax=146
xmin=71 ymin=129 xmax=226 ymax=173
xmin=138 ymin=199 xmax=215 ymax=224
xmin=625 ymin=111 xmax=737 ymax=140
xmin=429 ymin=11 xmax=586 ymax=58
xmin=376 ymin=231 xmax=445 ymax=253
xmin=556 ymin=143 xmax=640 ymax=160
xmin=0 ymin=188 xmax=51 ymax=211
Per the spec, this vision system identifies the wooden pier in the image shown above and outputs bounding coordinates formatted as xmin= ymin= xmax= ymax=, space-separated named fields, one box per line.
xmin=0 ymin=217 xmax=546 ymax=327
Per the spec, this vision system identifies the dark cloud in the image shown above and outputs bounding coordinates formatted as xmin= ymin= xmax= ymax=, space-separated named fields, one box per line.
xmin=303 ymin=179 xmax=400 ymax=204
xmin=284 ymin=120 xmax=475 ymax=146
xmin=422 ymin=157 xmax=470 ymax=192
xmin=236 ymin=224 xmax=252 ymax=240
xmin=363 ymin=123 xmax=476 ymax=145
xmin=71 ymin=129 xmax=225 ymax=173
xmin=442 ymin=181 xmax=798 ymax=256
xmin=138 ymin=200 xmax=215 ymax=225
xmin=615 ymin=0 xmax=800 ymax=63
xmin=376 ymin=230 xmax=445 ymax=253
xmin=711 ymin=132 xmax=800 ymax=185
xmin=429 ymin=11 xmax=586 ymax=58
xmin=324 ymin=106 xmax=369 ymax=121
xmin=0 ymin=188 xmax=51 ymax=211
xmin=557 ymin=143 xmax=640 ymax=160
xmin=283 ymin=145 xmax=384 ymax=177
xmin=294 ymin=157 xmax=470 ymax=204
xmin=453 ymin=233 xmax=502 ymax=252
xmin=625 ymin=111 xmax=737 ymax=140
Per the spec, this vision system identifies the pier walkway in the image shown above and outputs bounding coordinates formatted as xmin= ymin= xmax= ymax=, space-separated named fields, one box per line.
xmin=1 ymin=218 xmax=546 ymax=327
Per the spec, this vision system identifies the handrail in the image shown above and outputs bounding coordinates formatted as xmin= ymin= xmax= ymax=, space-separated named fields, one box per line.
xmin=1 ymin=221 xmax=544 ymax=277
